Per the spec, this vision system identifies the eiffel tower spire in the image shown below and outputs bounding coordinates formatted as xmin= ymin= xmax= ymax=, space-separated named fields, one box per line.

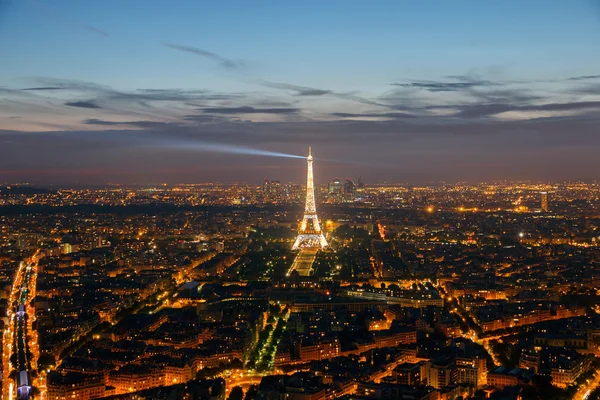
xmin=292 ymin=147 xmax=328 ymax=250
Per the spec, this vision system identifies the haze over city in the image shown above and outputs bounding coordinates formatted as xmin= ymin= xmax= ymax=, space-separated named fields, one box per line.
xmin=2 ymin=0 xmax=600 ymax=184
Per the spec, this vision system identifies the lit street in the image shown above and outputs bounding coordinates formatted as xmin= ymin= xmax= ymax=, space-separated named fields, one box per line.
xmin=2 ymin=252 xmax=42 ymax=400
xmin=574 ymin=369 xmax=600 ymax=400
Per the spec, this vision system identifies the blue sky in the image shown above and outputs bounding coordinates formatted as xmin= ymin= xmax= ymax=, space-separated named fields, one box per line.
xmin=1 ymin=0 xmax=600 ymax=184
xmin=3 ymin=0 xmax=599 ymax=89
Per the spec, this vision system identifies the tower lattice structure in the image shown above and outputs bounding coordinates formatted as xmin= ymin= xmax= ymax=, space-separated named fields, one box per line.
xmin=292 ymin=147 xmax=328 ymax=250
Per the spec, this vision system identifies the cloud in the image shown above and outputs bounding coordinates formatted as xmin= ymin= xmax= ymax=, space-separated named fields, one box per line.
xmin=21 ymin=87 xmax=66 ymax=91
xmin=33 ymin=78 xmax=112 ymax=93
xmin=392 ymin=76 xmax=495 ymax=92
xmin=466 ymin=88 xmax=545 ymax=105
xmin=84 ymin=25 xmax=110 ymax=38
xmin=454 ymin=101 xmax=600 ymax=118
xmin=112 ymin=88 xmax=242 ymax=102
xmin=7 ymin=67 xmax=600 ymax=136
xmin=64 ymin=101 xmax=102 ymax=109
xmin=383 ymin=73 xmax=600 ymax=117
xmin=201 ymin=106 xmax=299 ymax=115
xmin=392 ymin=81 xmax=490 ymax=92
xmin=10 ymin=78 xmax=247 ymax=122
xmin=162 ymin=45 xmax=394 ymax=108
xmin=526 ymin=101 xmax=600 ymax=111
xmin=260 ymin=81 xmax=332 ymax=96
xmin=182 ymin=114 xmax=229 ymax=123
xmin=28 ymin=78 xmax=244 ymax=106
xmin=565 ymin=75 xmax=600 ymax=81
xmin=335 ymin=92 xmax=396 ymax=109
xmin=330 ymin=112 xmax=415 ymax=119
xmin=163 ymin=43 xmax=243 ymax=69
xmin=0 ymin=87 xmax=18 ymax=94
xmin=83 ymin=119 xmax=170 ymax=128
xmin=260 ymin=79 xmax=397 ymax=109
xmin=568 ymin=83 xmax=600 ymax=95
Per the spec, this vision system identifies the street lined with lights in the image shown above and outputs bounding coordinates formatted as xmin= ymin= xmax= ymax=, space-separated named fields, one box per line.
xmin=2 ymin=252 xmax=43 ymax=400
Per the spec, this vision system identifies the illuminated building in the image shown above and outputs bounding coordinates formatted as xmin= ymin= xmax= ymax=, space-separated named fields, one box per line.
xmin=292 ymin=147 xmax=328 ymax=250
xmin=263 ymin=179 xmax=271 ymax=195
xmin=487 ymin=367 xmax=532 ymax=389
xmin=108 ymin=366 xmax=164 ymax=394
xmin=456 ymin=354 xmax=488 ymax=386
xmin=393 ymin=362 xmax=422 ymax=385
xmin=343 ymin=178 xmax=356 ymax=201
xmin=296 ymin=337 xmax=340 ymax=361
xmin=47 ymin=372 xmax=106 ymax=400
xmin=328 ymin=178 xmax=342 ymax=196
xmin=540 ymin=191 xmax=549 ymax=211
xmin=426 ymin=357 xmax=456 ymax=389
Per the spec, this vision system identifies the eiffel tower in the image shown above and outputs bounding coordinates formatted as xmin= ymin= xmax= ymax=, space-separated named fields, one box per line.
xmin=292 ymin=147 xmax=328 ymax=250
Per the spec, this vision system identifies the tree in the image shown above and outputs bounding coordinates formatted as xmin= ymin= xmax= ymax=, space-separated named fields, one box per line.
xmin=229 ymin=358 xmax=243 ymax=370
xmin=244 ymin=385 xmax=258 ymax=400
xmin=196 ymin=367 xmax=220 ymax=379
xmin=228 ymin=386 xmax=244 ymax=400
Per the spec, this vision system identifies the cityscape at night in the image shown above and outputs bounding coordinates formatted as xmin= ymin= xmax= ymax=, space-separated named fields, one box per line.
xmin=2 ymin=1 xmax=600 ymax=400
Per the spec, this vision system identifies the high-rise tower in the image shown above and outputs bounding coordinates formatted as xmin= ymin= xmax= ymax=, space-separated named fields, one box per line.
xmin=540 ymin=191 xmax=549 ymax=212
xmin=292 ymin=147 xmax=328 ymax=250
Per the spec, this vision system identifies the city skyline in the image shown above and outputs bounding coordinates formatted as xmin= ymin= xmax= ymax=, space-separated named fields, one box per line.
xmin=1 ymin=178 xmax=599 ymax=400
xmin=2 ymin=1 xmax=600 ymax=184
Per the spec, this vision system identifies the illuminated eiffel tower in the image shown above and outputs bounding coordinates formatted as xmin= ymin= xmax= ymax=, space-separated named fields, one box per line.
xmin=292 ymin=147 xmax=328 ymax=250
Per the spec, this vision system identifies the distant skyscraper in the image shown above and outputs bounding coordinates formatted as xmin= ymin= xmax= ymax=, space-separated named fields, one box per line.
xmin=292 ymin=147 xmax=328 ymax=250
xmin=329 ymin=178 xmax=342 ymax=197
xmin=343 ymin=178 xmax=356 ymax=201
xmin=540 ymin=191 xmax=549 ymax=212
xmin=356 ymin=176 xmax=365 ymax=198
xmin=357 ymin=176 xmax=365 ymax=190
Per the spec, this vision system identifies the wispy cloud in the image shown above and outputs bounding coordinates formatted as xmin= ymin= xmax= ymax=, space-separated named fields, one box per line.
xmin=454 ymin=101 xmax=600 ymax=118
xmin=260 ymin=79 xmax=397 ymax=109
xmin=260 ymin=81 xmax=332 ymax=96
xmin=6 ymin=64 xmax=600 ymax=135
xmin=181 ymin=114 xmax=229 ymax=123
xmin=330 ymin=112 xmax=415 ymax=119
xmin=65 ymin=100 xmax=102 ymax=109
xmin=21 ymin=78 xmax=244 ymax=117
xmin=201 ymin=106 xmax=299 ymax=115
xmin=163 ymin=43 xmax=243 ymax=69
xmin=21 ymin=86 xmax=66 ymax=91
xmin=84 ymin=25 xmax=110 ymax=38
xmin=161 ymin=47 xmax=394 ymax=109
xmin=392 ymin=74 xmax=496 ymax=92
xmin=33 ymin=77 xmax=112 ymax=93
xmin=565 ymin=75 xmax=600 ymax=81
xmin=392 ymin=80 xmax=494 ymax=92
xmin=84 ymin=118 xmax=170 ymax=128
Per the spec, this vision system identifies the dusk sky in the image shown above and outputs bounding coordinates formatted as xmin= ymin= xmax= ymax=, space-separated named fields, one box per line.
xmin=1 ymin=0 xmax=600 ymax=185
